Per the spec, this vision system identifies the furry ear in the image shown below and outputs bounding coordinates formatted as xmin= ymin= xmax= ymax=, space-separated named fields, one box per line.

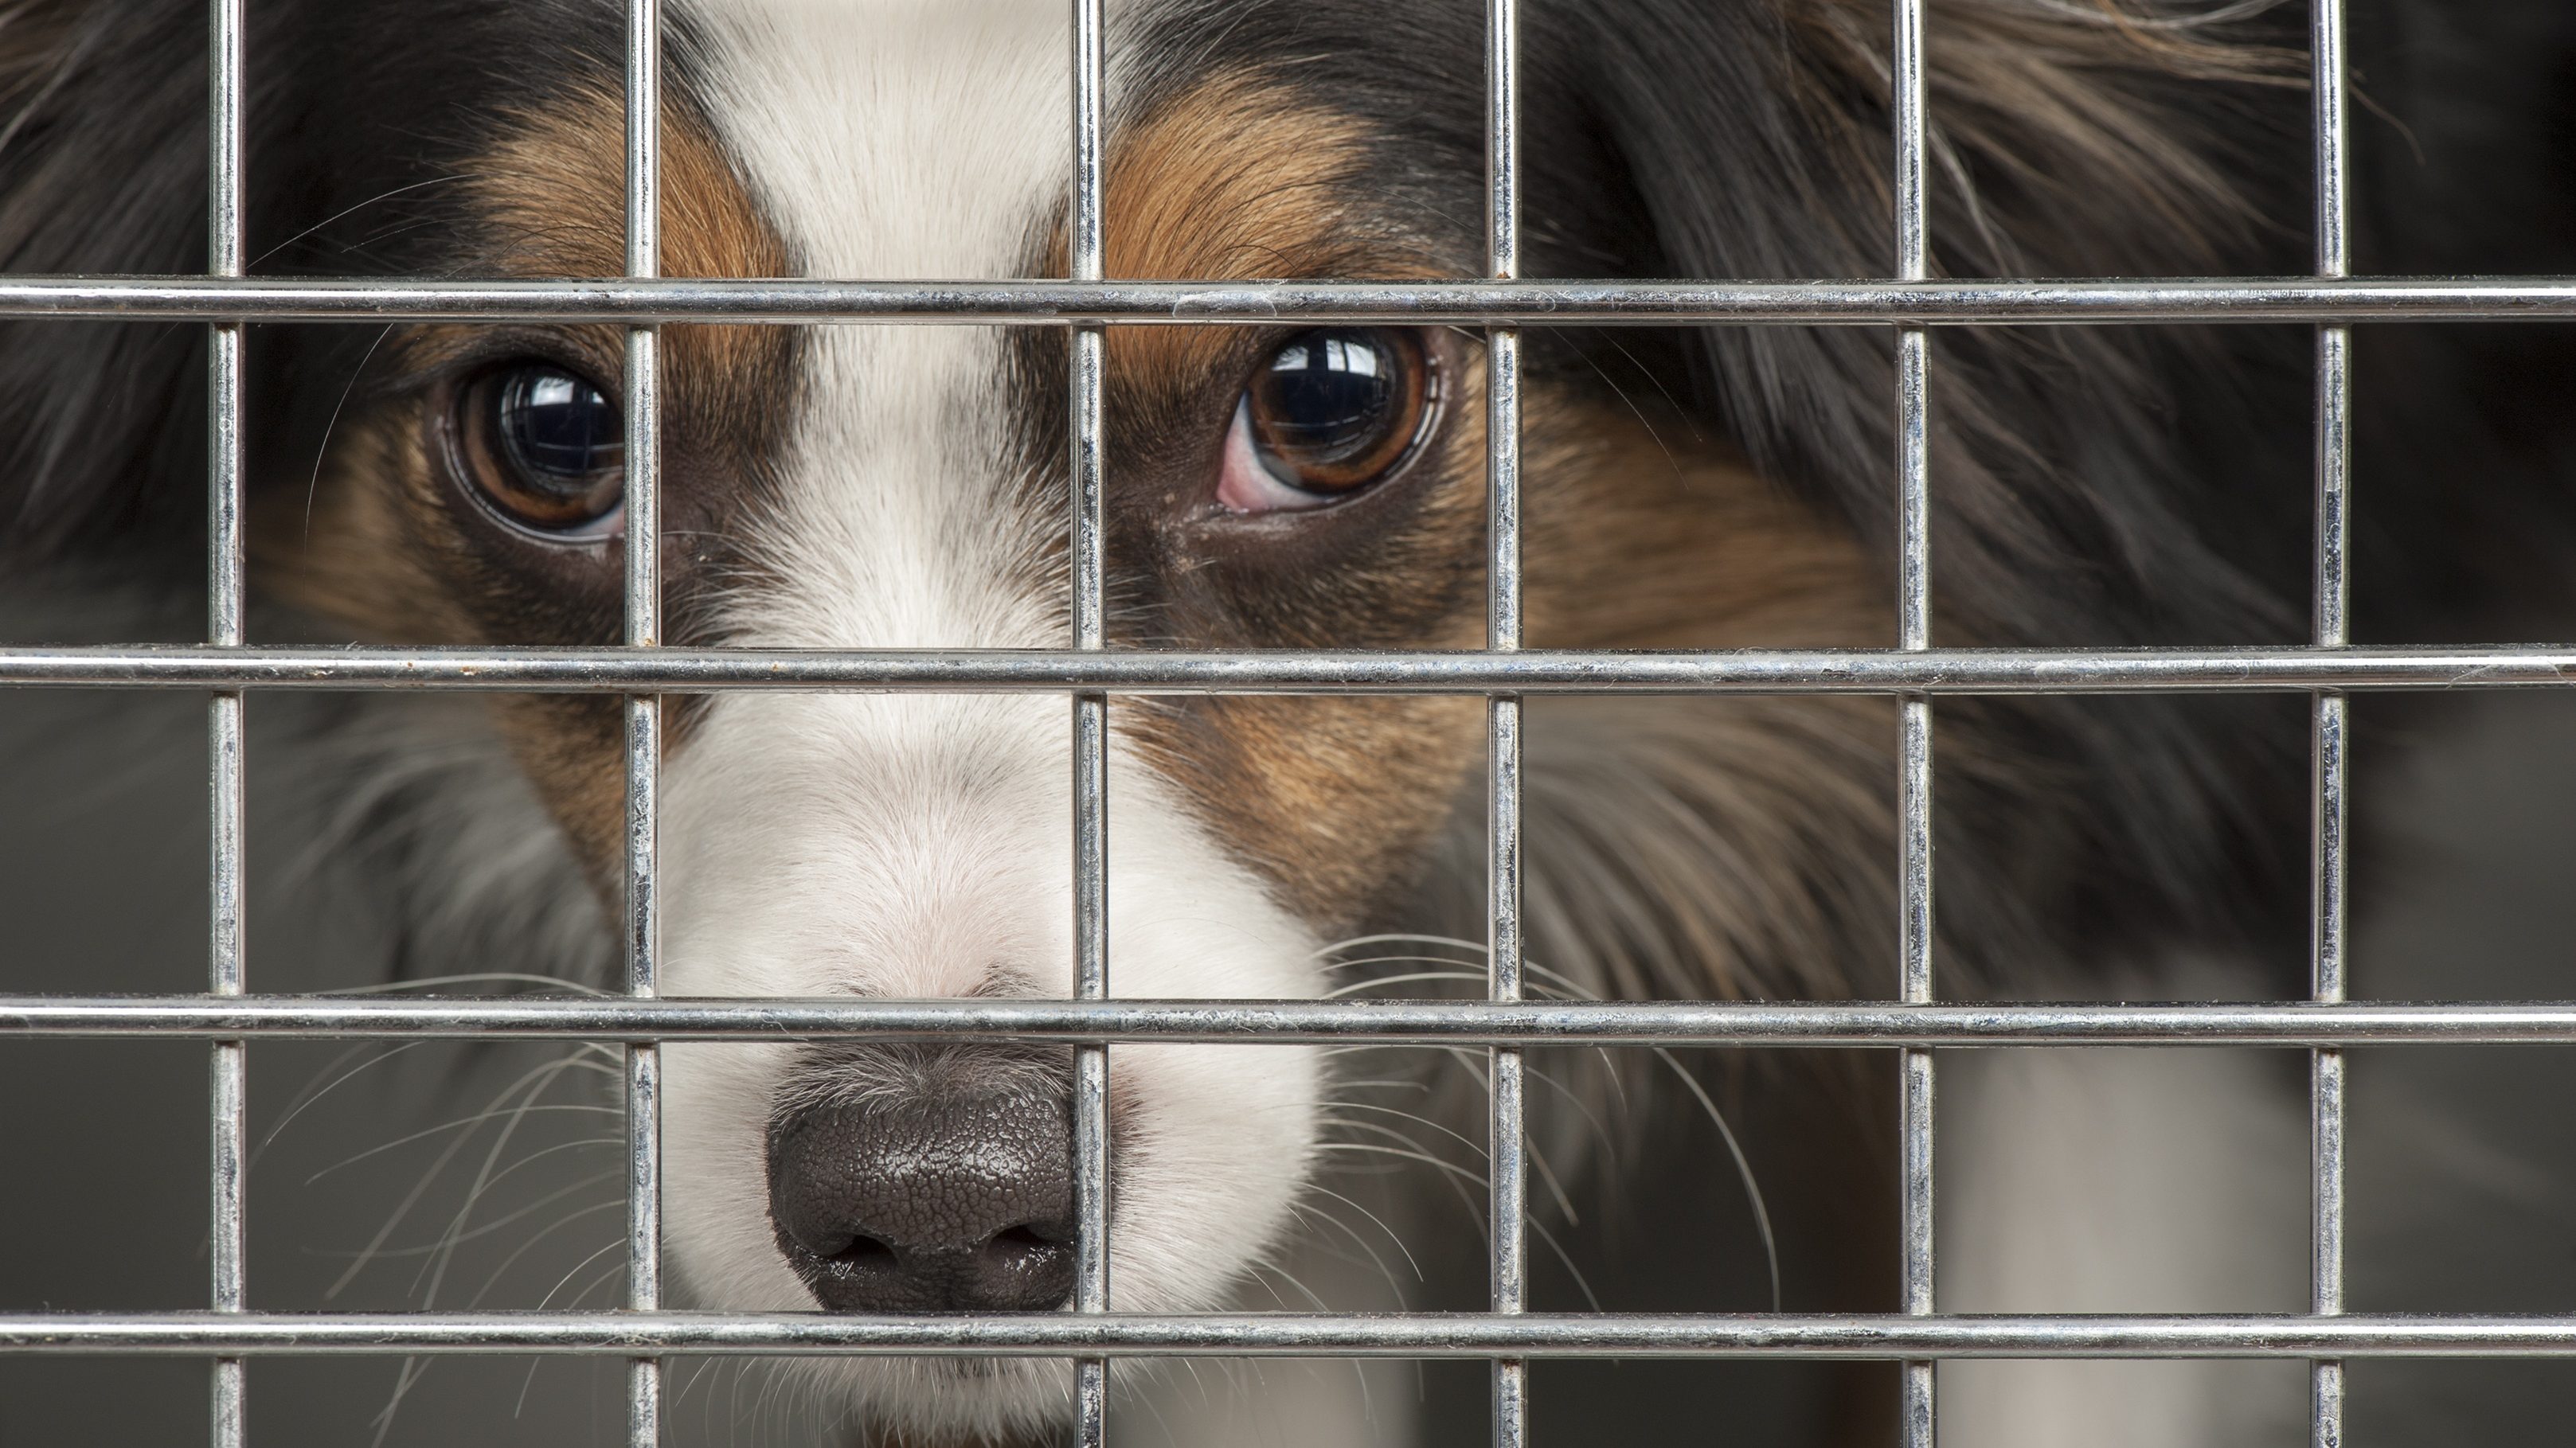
xmin=0 ymin=0 xmax=229 ymax=564
xmin=1526 ymin=0 xmax=2311 ymax=650
xmin=1516 ymin=0 xmax=2328 ymax=984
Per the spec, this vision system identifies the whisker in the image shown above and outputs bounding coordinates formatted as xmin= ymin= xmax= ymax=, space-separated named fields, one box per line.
xmin=1319 ymin=1142 xmax=1605 ymax=1313
xmin=367 ymin=1354 xmax=432 ymax=1448
xmin=1652 ymin=1045 xmax=1782 ymax=1313
xmin=323 ymin=1053 xmax=600 ymax=1298
xmin=1319 ymin=969 xmax=1490 ymax=999
xmin=412 ymin=1050 xmax=616 ymax=1305
xmin=306 ymin=1101 xmax=615 ymax=1187
xmin=1300 ymin=1181 xmax=1425 ymax=1284
xmin=305 ymin=1162 xmax=620 ymax=1261
xmin=254 ymin=1039 xmax=430 ymax=1164
xmin=534 ymin=1236 xmax=629 ymax=1313
xmin=317 ymin=972 xmax=616 ymax=997
xmin=470 ymin=1196 xmax=631 ymax=1309
xmin=1324 ymin=1099 xmax=1485 ymax=1161
xmin=248 ymin=172 xmax=479 ymax=270
xmin=300 ymin=323 xmax=399 ymax=548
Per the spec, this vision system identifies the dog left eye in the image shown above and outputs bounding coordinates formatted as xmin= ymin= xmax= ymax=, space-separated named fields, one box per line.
xmin=454 ymin=361 xmax=626 ymax=536
xmin=1218 ymin=328 xmax=1433 ymax=513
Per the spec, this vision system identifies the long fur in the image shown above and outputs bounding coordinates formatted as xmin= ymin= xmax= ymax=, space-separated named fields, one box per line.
xmin=8 ymin=1 xmax=2576 ymax=1444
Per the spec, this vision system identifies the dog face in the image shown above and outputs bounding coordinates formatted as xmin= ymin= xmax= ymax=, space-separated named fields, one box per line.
xmin=258 ymin=2 xmax=1492 ymax=1434
xmin=245 ymin=1 xmax=1894 ymax=1432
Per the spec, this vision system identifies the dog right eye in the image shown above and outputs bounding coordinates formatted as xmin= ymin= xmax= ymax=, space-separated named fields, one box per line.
xmin=453 ymin=361 xmax=627 ymax=537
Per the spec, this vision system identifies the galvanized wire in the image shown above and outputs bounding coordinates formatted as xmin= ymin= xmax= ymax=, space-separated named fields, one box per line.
xmin=13 ymin=996 xmax=2576 ymax=1045
xmin=1484 ymin=2 xmax=1530 ymax=1443
xmin=204 ymin=0 xmax=248 ymax=1440
xmin=0 ymin=274 xmax=2567 ymax=323
xmin=10 ymin=1310 xmax=2576 ymax=1359
xmin=1890 ymin=0 xmax=1937 ymax=1438
xmin=1068 ymin=0 xmax=1112 ymax=1438
xmin=14 ymin=642 xmax=2576 ymax=693
xmin=6 ymin=0 xmax=2568 ymax=1441
xmin=2309 ymin=2 xmax=2353 ymax=1444
xmin=620 ymin=2 xmax=666 ymax=1443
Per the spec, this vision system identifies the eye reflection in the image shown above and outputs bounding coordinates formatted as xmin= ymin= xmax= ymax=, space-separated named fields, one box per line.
xmin=1220 ymin=328 xmax=1432 ymax=513
xmin=453 ymin=361 xmax=627 ymax=537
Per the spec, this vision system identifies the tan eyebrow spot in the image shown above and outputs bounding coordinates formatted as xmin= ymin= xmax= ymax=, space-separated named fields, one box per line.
xmin=1088 ymin=73 xmax=1446 ymax=383
xmin=469 ymin=82 xmax=789 ymax=283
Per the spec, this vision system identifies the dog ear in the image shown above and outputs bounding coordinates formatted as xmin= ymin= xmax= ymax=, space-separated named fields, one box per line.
xmin=1526 ymin=0 xmax=2310 ymax=646
xmin=0 ymin=0 xmax=237 ymax=564
xmin=1519 ymin=0 xmax=2327 ymax=974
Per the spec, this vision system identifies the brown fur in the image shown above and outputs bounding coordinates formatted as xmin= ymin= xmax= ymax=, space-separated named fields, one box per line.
xmin=256 ymin=84 xmax=795 ymax=887
xmin=1093 ymin=72 xmax=1889 ymax=944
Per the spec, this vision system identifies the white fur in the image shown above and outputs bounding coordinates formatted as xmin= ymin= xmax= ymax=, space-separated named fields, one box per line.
xmin=659 ymin=0 xmax=1327 ymax=1436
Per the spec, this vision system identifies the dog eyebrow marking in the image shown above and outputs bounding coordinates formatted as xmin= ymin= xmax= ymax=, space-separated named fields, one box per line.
xmin=1104 ymin=75 xmax=1383 ymax=281
xmin=1089 ymin=74 xmax=1443 ymax=387
xmin=470 ymin=84 xmax=789 ymax=283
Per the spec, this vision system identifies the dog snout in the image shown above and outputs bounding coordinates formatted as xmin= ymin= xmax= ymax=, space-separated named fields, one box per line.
xmin=767 ymin=1081 xmax=1077 ymax=1313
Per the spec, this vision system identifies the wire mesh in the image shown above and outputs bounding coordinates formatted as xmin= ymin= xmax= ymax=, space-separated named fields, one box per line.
xmin=0 ymin=0 xmax=2571 ymax=1446
xmin=620 ymin=2 xmax=666 ymax=1442
xmin=1068 ymin=0 xmax=1112 ymax=1440
xmin=1889 ymin=0 xmax=1937 ymax=1441
xmin=2308 ymin=4 xmax=2354 ymax=1446
xmin=203 ymin=0 xmax=247 ymax=1442
xmin=1484 ymin=2 xmax=1530 ymax=1444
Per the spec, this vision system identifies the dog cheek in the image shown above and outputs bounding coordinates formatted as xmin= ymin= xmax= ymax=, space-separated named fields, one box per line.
xmin=1128 ymin=693 xmax=1487 ymax=936
xmin=1107 ymin=1042 xmax=1325 ymax=1309
xmin=661 ymin=1040 xmax=817 ymax=1313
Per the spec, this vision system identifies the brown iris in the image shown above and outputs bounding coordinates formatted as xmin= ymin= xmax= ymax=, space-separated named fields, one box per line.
xmin=454 ymin=362 xmax=627 ymax=535
xmin=1241 ymin=329 xmax=1430 ymax=497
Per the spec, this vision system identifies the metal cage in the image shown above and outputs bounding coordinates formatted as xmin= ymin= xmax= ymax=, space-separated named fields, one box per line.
xmin=5 ymin=1 xmax=2576 ymax=1446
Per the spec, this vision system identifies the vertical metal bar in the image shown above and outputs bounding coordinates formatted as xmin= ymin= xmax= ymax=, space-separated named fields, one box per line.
xmin=1890 ymin=0 xmax=1936 ymax=1442
xmin=205 ymin=0 xmax=247 ymax=1441
xmin=2309 ymin=2 xmax=2351 ymax=1444
xmin=623 ymin=1 xmax=664 ymax=1442
xmin=1485 ymin=1 xmax=1527 ymax=1444
xmin=1068 ymin=0 xmax=1111 ymax=1442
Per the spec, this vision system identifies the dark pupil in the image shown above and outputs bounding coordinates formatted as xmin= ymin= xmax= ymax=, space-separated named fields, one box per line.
xmin=499 ymin=369 xmax=621 ymax=483
xmin=1252 ymin=330 xmax=1397 ymax=478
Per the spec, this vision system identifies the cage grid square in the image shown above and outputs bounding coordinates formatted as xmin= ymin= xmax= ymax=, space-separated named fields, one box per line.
xmin=5 ymin=0 xmax=2576 ymax=1446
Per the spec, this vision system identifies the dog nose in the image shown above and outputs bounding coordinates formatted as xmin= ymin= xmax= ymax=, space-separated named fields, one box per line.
xmin=767 ymin=1088 xmax=1077 ymax=1313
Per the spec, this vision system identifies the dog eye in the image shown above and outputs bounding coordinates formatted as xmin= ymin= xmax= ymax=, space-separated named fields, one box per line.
xmin=455 ymin=362 xmax=626 ymax=536
xmin=1218 ymin=328 xmax=1432 ymax=513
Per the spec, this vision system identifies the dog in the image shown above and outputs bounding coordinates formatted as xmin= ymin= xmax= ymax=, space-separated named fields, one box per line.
xmin=6 ymin=0 xmax=2576 ymax=1442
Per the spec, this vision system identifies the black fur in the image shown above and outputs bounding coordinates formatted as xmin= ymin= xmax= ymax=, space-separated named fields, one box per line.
xmin=1116 ymin=0 xmax=2576 ymax=993
xmin=0 ymin=0 xmax=631 ymax=562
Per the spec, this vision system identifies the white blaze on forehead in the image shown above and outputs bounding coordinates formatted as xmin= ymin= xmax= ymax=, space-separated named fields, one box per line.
xmin=690 ymin=0 xmax=1069 ymax=282
xmin=654 ymin=2 xmax=1328 ymax=1427
xmin=686 ymin=0 xmax=1073 ymax=653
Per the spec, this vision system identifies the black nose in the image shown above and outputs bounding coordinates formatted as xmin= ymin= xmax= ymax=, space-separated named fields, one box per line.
xmin=768 ymin=1087 xmax=1077 ymax=1313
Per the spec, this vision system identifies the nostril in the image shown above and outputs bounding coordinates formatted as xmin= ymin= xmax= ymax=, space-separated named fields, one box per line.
xmin=980 ymin=1221 xmax=1071 ymax=1273
xmin=819 ymin=1233 xmax=895 ymax=1269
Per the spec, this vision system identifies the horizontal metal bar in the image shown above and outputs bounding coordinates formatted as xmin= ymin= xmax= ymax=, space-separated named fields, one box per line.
xmin=7 ymin=1311 xmax=2576 ymax=1359
xmin=6 ymin=644 xmax=2576 ymax=695
xmin=10 ymin=996 xmax=2576 ymax=1046
xmin=0 ymin=276 xmax=2571 ymax=326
